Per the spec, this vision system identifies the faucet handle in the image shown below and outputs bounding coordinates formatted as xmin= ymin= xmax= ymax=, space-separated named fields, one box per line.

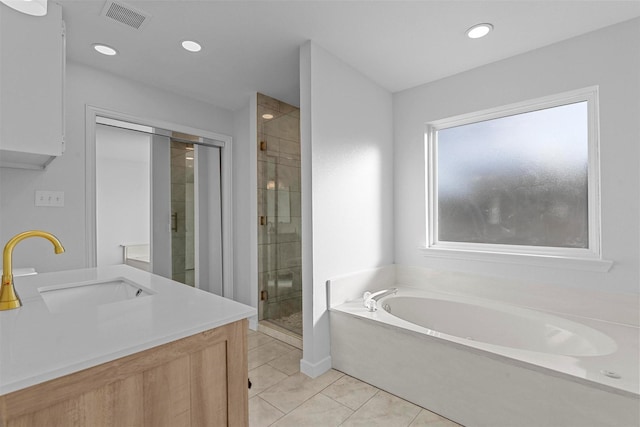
xmin=362 ymin=291 xmax=378 ymax=311
xmin=365 ymin=299 xmax=377 ymax=312
xmin=362 ymin=291 xmax=372 ymax=308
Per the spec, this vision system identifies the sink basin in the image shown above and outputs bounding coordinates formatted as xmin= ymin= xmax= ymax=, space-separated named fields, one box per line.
xmin=38 ymin=277 xmax=153 ymax=313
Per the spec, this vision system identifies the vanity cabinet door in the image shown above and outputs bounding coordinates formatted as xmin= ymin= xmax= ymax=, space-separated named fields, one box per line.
xmin=0 ymin=2 xmax=65 ymax=170
xmin=0 ymin=319 xmax=249 ymax=426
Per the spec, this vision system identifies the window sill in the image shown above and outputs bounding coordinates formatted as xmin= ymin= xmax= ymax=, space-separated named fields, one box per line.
xmin=419 ymin=247 xmax=613 ymax=272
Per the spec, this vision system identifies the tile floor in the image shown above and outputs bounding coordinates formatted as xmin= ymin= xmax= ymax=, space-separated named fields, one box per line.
xmin=248 ymin=329 xmax=462 ymax=427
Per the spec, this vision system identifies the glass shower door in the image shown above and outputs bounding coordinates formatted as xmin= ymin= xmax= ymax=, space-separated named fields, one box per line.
xmin=257 ymin=93 xmax=302 ymax=336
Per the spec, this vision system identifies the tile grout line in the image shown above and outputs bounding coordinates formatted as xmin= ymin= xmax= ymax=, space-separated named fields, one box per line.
xmin=249 ymin=352 xmax=301 ymax=399
xmin=263 ymin=348 xmax=300 ymax=372
xmin=252 ymin=396 xmax=285 ymax=427
xmin=407 ymin=407 xmax=422 ymax=427
xmin=251 ymin=331 xmax=384 ymax=426
xmin=250 ymin=331 xmax=456 ymax=427
xmin=319 ymin=374 xmax=380 ymax=412
xmin=260 ymin=370 xmax=347 ymax=423
xmin=281 ymin=371 xmax=346 ymax=417
xmin=248 ymin=340 xmax=298 ymax=370
xmin=334 ymin=385 xmax=386 ymax=426
xmin=274 ymin=377 xmax=356 ymax=427
xmin=250 ymin=364 xmax=291 ymax=397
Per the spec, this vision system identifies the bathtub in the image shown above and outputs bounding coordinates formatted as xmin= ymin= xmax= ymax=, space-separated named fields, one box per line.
xmin=329 ymin=275 xmax=639 ymax=427
xmin=375 ymin=290 xmax=619 ymax=357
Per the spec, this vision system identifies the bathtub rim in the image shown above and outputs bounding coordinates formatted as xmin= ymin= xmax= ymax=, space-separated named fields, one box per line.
xmin=330 ymin=286 xmax=639 ymax=398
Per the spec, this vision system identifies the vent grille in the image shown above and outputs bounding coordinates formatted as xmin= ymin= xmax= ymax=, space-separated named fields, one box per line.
xmin=101 ymin=1 xmax=150 ymax=30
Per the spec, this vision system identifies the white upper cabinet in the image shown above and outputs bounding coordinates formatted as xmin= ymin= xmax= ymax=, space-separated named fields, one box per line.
xmin=0 ymin=2 xmax=65 ymax=170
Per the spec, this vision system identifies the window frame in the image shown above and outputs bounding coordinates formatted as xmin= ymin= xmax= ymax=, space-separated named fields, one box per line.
xmin=424 ymin=86 xmax=611 ymax=271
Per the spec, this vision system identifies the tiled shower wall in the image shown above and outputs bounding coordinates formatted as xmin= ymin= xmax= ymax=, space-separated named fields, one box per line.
xmin=171 ymin=140 xmax=195 ymax=287
xmin=257 ymin=93 xmax=302 ymax=335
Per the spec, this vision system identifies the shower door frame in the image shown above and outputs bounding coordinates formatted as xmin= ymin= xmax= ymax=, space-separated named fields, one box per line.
xmin=84 ymin=105 xmax=234 ymax=298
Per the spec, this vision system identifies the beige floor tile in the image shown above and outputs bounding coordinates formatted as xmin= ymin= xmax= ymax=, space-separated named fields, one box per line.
xmin=248 ymin=331 xmax=275 ymax=350
xmin=246 ymin=330 xmax=444 ymax=427
xmin=271 ymin=394 xmax=353 ymax=427
xmin=267 ymin=348 xmax=302 ymax=376
xmin=258 ymin=322 xmax=303 ymax=349
xmin=259 ymin=369 xmax=344 ymax=413
xmin=341 ymin=390 xmax=422 ymax=427
xmin=248 ymin=339 xmax=297 ymax=370
xmin=249 ymin=363 xmax=289 ymax=398
xmin=321 ymin=374 xmax=378 ymax=411
xmin=409 ymin=410 xmax=463 ymax=427
xmin=249 ymin=396 xmax=285 ymax=427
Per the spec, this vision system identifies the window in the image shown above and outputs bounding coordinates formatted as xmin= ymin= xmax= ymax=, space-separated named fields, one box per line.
xmin=425 ymin=87 xmax=609 ymax=270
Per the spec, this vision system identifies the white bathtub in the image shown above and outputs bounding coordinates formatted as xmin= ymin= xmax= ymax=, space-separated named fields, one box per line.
xmin=378 ymin=290 xmax=619 ymax=357
xmin=330 ymin=283 xmax=639 ymax=427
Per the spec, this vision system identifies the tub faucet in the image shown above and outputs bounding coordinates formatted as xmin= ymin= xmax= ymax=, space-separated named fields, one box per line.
xmin=363 ymin=288 xmax=398 ymax=312
xmin=1 ymin=230 xmax=65 ymax=311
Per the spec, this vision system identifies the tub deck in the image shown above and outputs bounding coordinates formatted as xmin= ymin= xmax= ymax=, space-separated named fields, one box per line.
xmin=332 ymin=288 xmax=639 ymax=396
xmin=329 ymin=281 xmax=638 ymax=427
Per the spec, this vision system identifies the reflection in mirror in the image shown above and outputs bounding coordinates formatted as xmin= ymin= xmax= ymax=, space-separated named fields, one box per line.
xmin=95 ymin=118 xmax=224 ymax=295
xmin=96 ymin=124 xmax=151 ymax=269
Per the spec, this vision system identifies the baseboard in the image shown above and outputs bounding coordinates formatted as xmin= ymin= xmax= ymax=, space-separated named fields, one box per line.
xmin=300 ymin=355 xmax=332 ymax=378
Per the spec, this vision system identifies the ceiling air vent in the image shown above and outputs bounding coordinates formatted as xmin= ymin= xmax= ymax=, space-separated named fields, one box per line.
xmin=100 ymin=1 xmax=151 ymax=30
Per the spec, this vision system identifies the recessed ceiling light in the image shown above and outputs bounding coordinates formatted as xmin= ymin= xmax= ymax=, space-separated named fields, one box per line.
xmin=181 ymin=40 xmax=202 ymax=53
xmin=262 ymin=114 xmax=274 ymax=120
xmin=93 ymin=44 xmax=118 ymax=56
xmin=0 ymin=0 xmax=47 ymax=16
xmin=466 ymin=23 xmax=493 ymax=39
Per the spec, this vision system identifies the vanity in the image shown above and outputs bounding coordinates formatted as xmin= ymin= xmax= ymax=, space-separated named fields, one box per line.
xmin=0 ymin=264 xmax=255 ymax=426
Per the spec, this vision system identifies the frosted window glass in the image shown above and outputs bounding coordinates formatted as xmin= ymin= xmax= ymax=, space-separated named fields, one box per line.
xmin=437 ymin=101 xmax=588 ymax=248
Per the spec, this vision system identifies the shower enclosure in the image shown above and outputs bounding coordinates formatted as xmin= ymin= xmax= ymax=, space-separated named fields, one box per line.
xmin=170 ymin=139 xmax=195 ymax=287
xmin=257 ymin=93 xmax=302 ymax=336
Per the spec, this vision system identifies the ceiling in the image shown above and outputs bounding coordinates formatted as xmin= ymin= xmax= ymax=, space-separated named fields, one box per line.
xmin=57 ymin=0 xmax=640 ymax=111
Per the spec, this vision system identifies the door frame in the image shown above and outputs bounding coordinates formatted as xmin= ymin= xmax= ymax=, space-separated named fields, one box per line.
xmin=85 ymin=105 xmax=235 ymax=298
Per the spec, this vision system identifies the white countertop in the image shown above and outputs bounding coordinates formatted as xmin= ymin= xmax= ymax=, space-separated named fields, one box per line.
xmin=0 ymin=265 xmax=256 ymax=395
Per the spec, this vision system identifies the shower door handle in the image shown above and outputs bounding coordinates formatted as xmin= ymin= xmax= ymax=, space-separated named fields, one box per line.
xmin=171 ymin=212 xmax=178 ymax=232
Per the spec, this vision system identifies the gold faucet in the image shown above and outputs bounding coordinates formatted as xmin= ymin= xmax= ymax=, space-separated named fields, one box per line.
xmin=1 ymin=230 xmax=65 ymax=311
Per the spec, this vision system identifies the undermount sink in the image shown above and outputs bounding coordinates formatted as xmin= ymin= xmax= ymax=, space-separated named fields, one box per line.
xmin=38 ymin=277 xmax=153 ymax=313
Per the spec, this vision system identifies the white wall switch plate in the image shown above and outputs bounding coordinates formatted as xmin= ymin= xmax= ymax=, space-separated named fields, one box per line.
xmin=35 ymin=190 xmax=64 ymax=207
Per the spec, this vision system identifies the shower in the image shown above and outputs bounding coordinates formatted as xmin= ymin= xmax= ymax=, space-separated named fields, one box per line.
xmin=257 ymin=93 xmax=302 ymax=337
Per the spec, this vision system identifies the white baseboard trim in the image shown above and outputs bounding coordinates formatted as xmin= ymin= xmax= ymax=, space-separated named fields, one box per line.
xmin=300 ymin=355 xmax=332 ymax=378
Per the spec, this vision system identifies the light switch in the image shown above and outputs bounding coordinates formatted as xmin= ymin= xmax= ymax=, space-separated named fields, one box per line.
xmin=35 ymin=190 xmax=64 ymax=207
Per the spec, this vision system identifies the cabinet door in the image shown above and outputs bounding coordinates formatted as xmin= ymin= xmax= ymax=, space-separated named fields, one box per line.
xmin=0 ymin=320 xmax=249 ymax=426
xmin=0 ymin=2 xmax=64 ymax=169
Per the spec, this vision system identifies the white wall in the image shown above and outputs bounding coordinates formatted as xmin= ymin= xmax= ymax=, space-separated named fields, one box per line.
xmin=394 ymin=19 xmax=640 ymax=295
xmin=300 ymin=41 xmax=394 ymax=376
xmin=0 ymin=61 xmax=233 ymax=273
xmin=95 ymin=125 xmax=150 ymax=266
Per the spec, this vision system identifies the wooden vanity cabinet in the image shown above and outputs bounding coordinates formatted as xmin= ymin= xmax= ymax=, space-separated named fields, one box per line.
xmin=0 ymin=319 xmax=248 ymax=426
